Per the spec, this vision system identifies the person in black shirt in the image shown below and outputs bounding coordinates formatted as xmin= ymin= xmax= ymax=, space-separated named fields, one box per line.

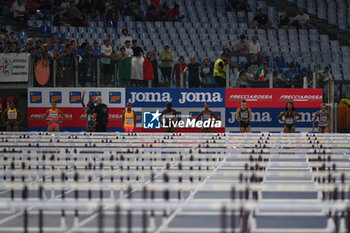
xmin=184 ymin=56 xmax=201 ymax=88
xmin=161 ymin=102 xmax=178 ymax=132
xmin=93 ymin=95 xmax=109 ymax=132
xmin=132 ymin=39 xmax=143 ymax=57
xmin=279 ymin=11 xmax=292 ymax=29
xmin=251 ymin=9 xmax=272 ymax=29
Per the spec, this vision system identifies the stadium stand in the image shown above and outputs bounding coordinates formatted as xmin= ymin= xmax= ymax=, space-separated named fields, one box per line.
xmin=1 ymin=0 xmax=349 ymax=92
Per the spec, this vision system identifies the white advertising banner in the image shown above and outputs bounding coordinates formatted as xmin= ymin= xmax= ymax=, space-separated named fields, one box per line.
xmin=0 ymin=53 xmax=30 ymax=82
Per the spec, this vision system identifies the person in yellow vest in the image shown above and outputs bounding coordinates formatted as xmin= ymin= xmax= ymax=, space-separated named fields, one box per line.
xmin=213 ymin=53 xmax=228 ymax=88
xmin=122 ymin=102 xmax=136 ymax=132
xmin=1 ymin=100 xmax=24 ymax=131
xmin=43 ymin=101 xmax=66 ymax=132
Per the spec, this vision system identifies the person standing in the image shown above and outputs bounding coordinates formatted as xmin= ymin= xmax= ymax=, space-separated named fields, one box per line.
xmin=195 ymin=102 xmax=219 ymax=133
xmin=161 ymin=102 xmax=178 ymax=132
xmin=43 ymin=101 xmax=66 ymax=132
xmin=184 ymin=56 xmax=201 ymax=88
xmin=172 ymin=56 xmax=186 ymax=88
xmin=213 ymin=54 xmax=228 ymax=88
xmin=1 ymin=100 xmax=24 ymax=131
xmin=278 ymin=102 xmax=301 ymax=133
xmin=122 ymin=102 xmax=136 ymax=133
xmin=312 ymin=103 xmax=331 ymax=133
xmin=119 ymin=28 xmax=132 ymax=47
xmin=82 ymin=91 xmax=96 ymax=132
xmin=236 ymin=100 xmax=252 ymax=133
xmin=101 ymin=38 xmax=114 ymax=86
xmin=201 ymin=59 xmax=212 ymax=88
xmin=159 ymin=44 xmax=173 ymax=87
xmin=93 ymin=95 xmax=109 ymax=132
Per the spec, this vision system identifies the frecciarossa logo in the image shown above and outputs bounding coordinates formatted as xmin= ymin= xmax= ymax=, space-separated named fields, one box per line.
xmin=127 ymin=89 xmax=224 ymax=107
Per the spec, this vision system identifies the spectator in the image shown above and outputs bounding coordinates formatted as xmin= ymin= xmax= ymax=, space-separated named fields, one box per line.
xmin=293 ymin=8 xmax=310 ymax=29
xmin=59 ymin=0 xmax=70 ymax=9
xmin=104 ymin=4 xmax=118 ymax=26
xmin=11 ymin=0 xmax=28 ymax=24
xmin=8 ymin=32 xmax=16 ymax=44
xmin=201 ymin=59 xmax=213 ymax=88
xmin=131 ymin=39 xmax=143 ymax=57
xmin=318 ymin=66 xmax=333 ymax=101
xmin=251 ymin=8 xmax=272 ymax=29
xmin=279 ymin=11 xmax=292 ymax=29
xmin=213 ymin=53 xmax=228 ymax=88
xmin=159 ymin=44 xmax=173 ymax=87
xmin=246 ymin=65 xmax=255 ymax=83
xmin=124 ymin=40 xmax=133 ymax=57
xmin=235 ymin=34 xmax=249 ymax=55
xmin=115 ymin=47 xmax=128 ymax=61
xmin=63 ymin=2 xmax=83 ymax=27
xmin=119 ymin=28 xmax=132 ymax=48
xmin=172 ymin=56 xmax=187 ymax=88
xmin=0 ymin=23 xmax=7 ymax=43
xmin=184 ymin=56 xmax=201 ymax=88
xmin=19 ymin=42 xmax=33 ymax=53
xmin=248 ymin=35 xmax=261 ymax=55
xmin=93 ymin=95 xmax=109 ymax=132
xmin=35 ymin=38 xmax=43 ymax=49
xmin=317 ymin=66 xmax=331 ymax=89
xmin=165 ymin=4 xmax=182 ymax=22
xmin=268 ymin=69 xmax=285 ymax=87
xmin=50 ymin=35 xmax=61 ymax=52
xmin=7 ymin=41 xmax=19 ymax=53
xmin=100 ymin=38 xmax=113 ymax=86
xmin=282 ymin=64 xmax=297 ymax=87
xmin=90 ymin=41 xmax=101 ymax=85
xmin=151 ymin=0 xmax=160 ymax=9
xmin=126 ymin=0 xmax=141 ymax=20
xmin=53 ymin=9 xmax=70 ymax=27
xmin=147 ymin=50 xmax=159 ymax=87
xmin=78 ymin=42 xmax=90 ymax=87
xmin=61 ymin=43 xmax=77 ymax=87
xmin=227 ymin=0 xmax=251 ymax=12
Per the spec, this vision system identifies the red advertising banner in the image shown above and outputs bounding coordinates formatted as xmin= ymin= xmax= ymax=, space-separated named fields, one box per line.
xmin=225 ymin=88 xmax=323 ymax=108
xmin=28 ymin=107 xmax=125 ymax=128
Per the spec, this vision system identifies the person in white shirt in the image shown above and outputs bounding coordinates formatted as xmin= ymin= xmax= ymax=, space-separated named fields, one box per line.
xmin=101 ymin=38 xmax=114 ymax=86
xmin=119 ymin=28 xmax=132 ymax=47
xmin=293 ymin=8 xmax=310 ymax=29
xmin=11 ymin=0 xmax=27 ymax=24
xmin=60 ymin=0 xmax=70 ymax=9
xmin=248 ymin=35 xmax=261 ymax=55
xmin=123 ymin=40 xmax=134 ymax=57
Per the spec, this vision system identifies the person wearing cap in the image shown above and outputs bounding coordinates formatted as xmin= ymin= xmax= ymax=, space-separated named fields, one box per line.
xmin=119 ymin=28 xmax=132 ymax=47
xmin=172 ymin=56 xmax=186 ymax=88
xmin=213 ymin=53 xmax=228 ymax=88
xmin=159 ymin=44 xmax=173 ymax=87
xmin=93 ymin=94 xmax=109 ymax=132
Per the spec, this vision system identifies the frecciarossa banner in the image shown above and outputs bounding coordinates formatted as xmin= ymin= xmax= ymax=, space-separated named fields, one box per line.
xmin=28 ymin=88 xmax=323 ymax=132
xmin=225 ymin=88 xmax=323 ymax=108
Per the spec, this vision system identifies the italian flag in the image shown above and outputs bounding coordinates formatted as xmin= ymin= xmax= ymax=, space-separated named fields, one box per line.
xmin=257 ymin=64 xmax=264 ymax=81
xmin=118 ymin=57 xmax=155 ymax=80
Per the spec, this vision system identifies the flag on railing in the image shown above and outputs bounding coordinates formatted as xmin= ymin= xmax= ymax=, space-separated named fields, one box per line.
xmin=118 ymin=57 xmax=154 ymax=81
xmin=257 ymin=64 xmax=264 ymax=82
